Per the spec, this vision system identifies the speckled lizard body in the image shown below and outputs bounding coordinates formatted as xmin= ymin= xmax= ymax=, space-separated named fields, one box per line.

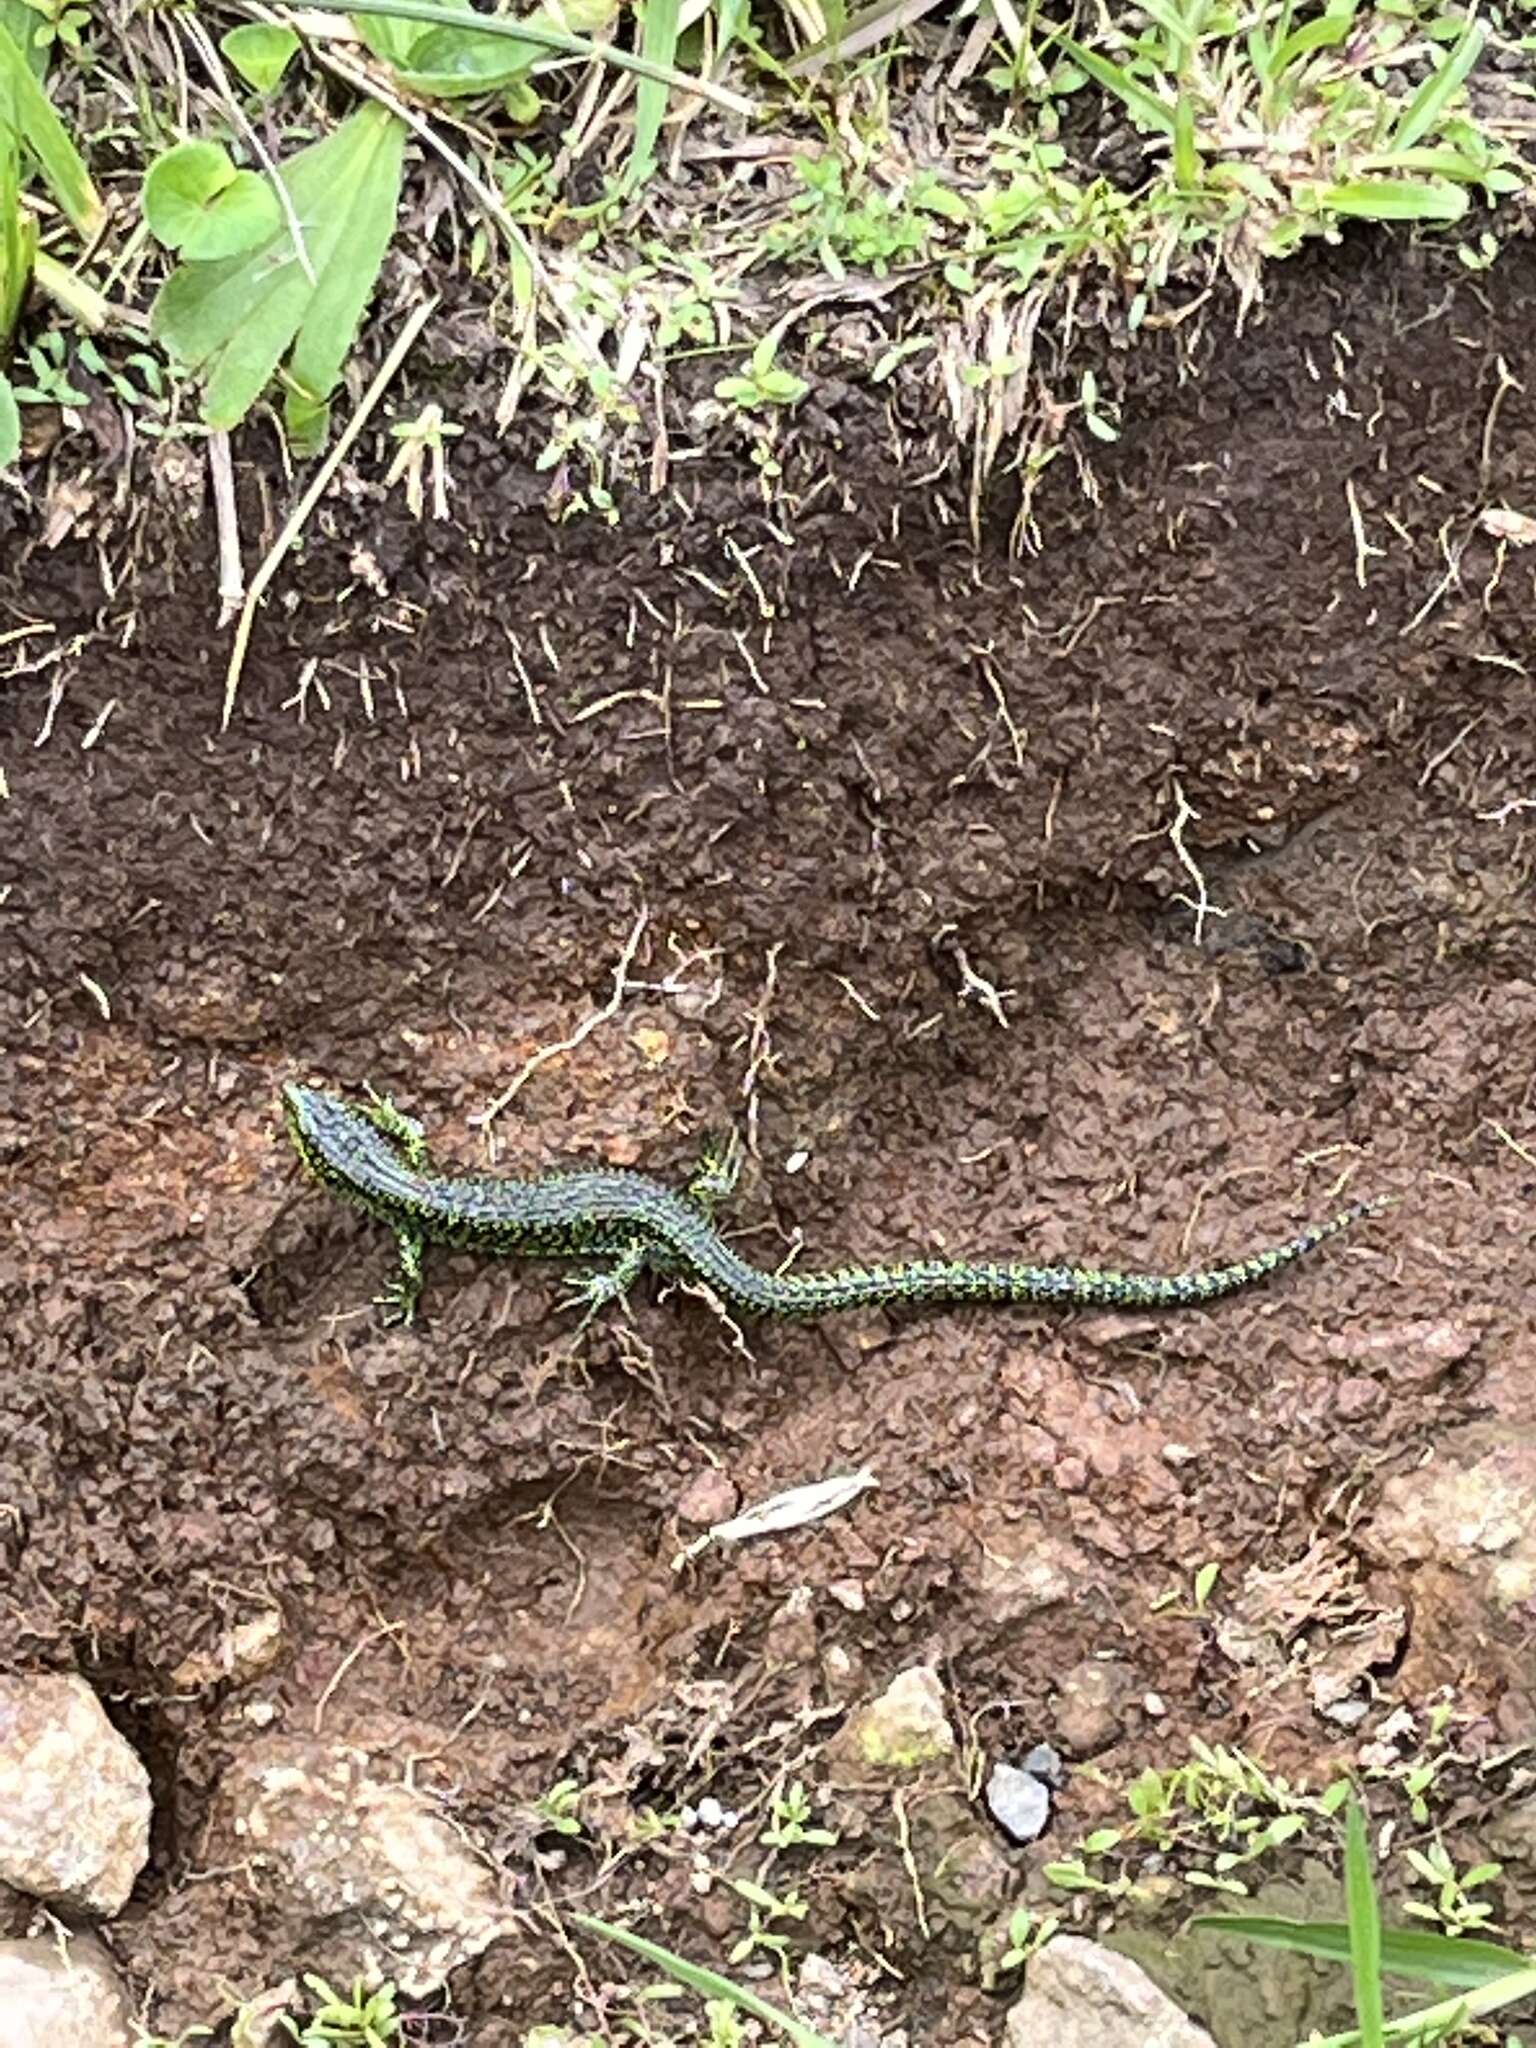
xmin=281 ymin=1083 xmax=1383 ymax=1326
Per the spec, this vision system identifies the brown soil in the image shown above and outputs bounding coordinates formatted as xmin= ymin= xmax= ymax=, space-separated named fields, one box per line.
xmin=4 ymin=226 xmax=1536 ymax=2040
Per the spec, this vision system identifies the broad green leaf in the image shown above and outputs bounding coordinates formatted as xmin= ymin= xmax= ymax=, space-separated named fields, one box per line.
xmin=1392 ymin=18 xmax=1482 ymax=152
xmin=0 ymin=23 xmax=103 ymax=236
xmin=386 ymin=20 xmax=539 ymax=91
xmin=1272 ymin=10 xmax=1352 ymax=74
xmin=152 ymin=102 xmax=406 ymax=441
xmin=143 ymin=140 xmax=282 ymax=259
xmin=1192 ymin=1915 xmax=1532 ymax=1989
xmin=221 ymin=23 xmax=301 ymax=94
xmin=362 ymin=0 xmax=616 ymax=96
xmin=0 ymin=371 xmax=19 ymax=466
xmin=1054 ymin=32 xmax=1176 ymax=135
xmin=353 ymin=0 xmax=472 ymax=67
xmin=625 ymin=0 xmax=682 ymax=193
xmin=282 ymin=107 xmax=406 ymax=453
xmin=0 ymin=0 xmax=43 ymax=77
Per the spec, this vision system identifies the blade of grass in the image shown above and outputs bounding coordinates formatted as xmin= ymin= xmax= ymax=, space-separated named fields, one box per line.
xmin=0 ymin=45 xmax=33 ymax=343
xmin=1053 ymin=32 xmax=1176 ymax=136
xmin=1302 ymin=1966 xmax=1536 ymax=2048
xmin=624 ymin=0 xmax=682 ymax=193
xmin=31 ymin=248 xmax=112 ymax=331
xmin=780 ymin=0 xmax=950 ymax=76
xmin=1391 ymin=17 xmax=1482 ymax=153
xmin=1318 ymin=178 xmax=1468 ymax=221
xmin=0 ymin=369 xmax=18 ymax=464
xmin=1343 ymin=1797 xmax=1385 ymax=2048
xmin=0 ymin=24 xmax=103 ymax=236
xmin=1171 ymin=87 xmax=1200 ymax=189
xmin=1192 ymin=1916 xmax=1532 ymax=1990
xmin=574 ymin=1913 xmax=839 ymax=2048
xmin=294 ymin=0 xmax=758 ymax=115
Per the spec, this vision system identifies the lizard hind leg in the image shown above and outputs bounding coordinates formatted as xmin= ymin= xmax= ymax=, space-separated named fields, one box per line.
xmin=560 ymin=1239 xmax=650 ymax=1331
xmin=685 ymin=1129 xmax=744 ymax=1217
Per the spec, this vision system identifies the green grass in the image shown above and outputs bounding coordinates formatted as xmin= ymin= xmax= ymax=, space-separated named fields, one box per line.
xmin=1196 ymin=1795 xmax=1536 ymax=2047
xmin=0 ymin=0 xmax=1528 ymax=502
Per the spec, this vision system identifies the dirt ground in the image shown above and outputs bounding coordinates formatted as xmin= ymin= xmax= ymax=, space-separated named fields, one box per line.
xmin=4 ymin=223 xmax=1536 ymax=2040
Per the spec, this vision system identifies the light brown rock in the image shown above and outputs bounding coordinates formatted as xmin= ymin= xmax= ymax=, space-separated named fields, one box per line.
xmin=833 ymin=1667 xmax=955 ymax=1771
xmin=1006 ymin=1936 xmax=1215 ymax=2048
xmin=0 ymin=1932 xmax=133 ymax=2048
xmin=220 ymin=1735 xmax=517 ymax=1994
xmin=0 ymin=1677 xmax=151 ymax=1915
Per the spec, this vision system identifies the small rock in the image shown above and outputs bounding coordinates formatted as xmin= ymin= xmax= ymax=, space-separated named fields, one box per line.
xmin=216 ymin=1734 xmax=518 ymax=1994
xmin=1325 ymin=1318 xmax=1478 ymax=1387
xmin=1052 ymin=1659 xmax=1132 ymax=1756
xmin=172 ymin=1610 xmax=286 ymax=1692
xmin=1020 ymin=1742 xmax=1065 ymax=1788
xmin=836 ymin=1667 xmax=955 ymax=1771
xmin=797 ymin=1953 xmax=849 ymax=1999
xmin=676 ymin=1469 xmax=738 ymax=1527
xmin=0 ymin=1931 xmax=133 ymax=2048
xmin=977 ymin=1526 xmax=1090 ymax=1623
xmin=827 ymin=1578 xmax=866 ymax=1612
xmin=985 ymin=1763 xmax=1051 ymax=1844
xmin=0 ymin=1676 xmax=152 ymax=1915
xmin=1144 ymin=1692 xmax=1168 ymax=1719
xmin=1366 ymin=1429 xmax=1536 ymax=1607
xmin=1485 ymin=1789 xmax=1536 ymax=1862
xmin=1005 ymin=1935 xmax=1216 ymax=2048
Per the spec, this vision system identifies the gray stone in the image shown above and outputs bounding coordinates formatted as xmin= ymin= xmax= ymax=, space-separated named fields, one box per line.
xmin=1021 ymin=1742 xmax=1065 ymax=1788
xmin=1006 ymin=1936 xmax=1216 ymax=2048
xmin=0 ymin=1932 xmax=133 ymax=2048
xmin=986 ymin=1762 xmax=1051 ymax=1844
xmin=0 ymin=1676 xmax=152 ymax=1915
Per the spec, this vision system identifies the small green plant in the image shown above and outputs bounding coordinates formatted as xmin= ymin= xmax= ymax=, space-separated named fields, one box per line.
xmin=283 ymin=1976 xmax=399 ymax=2048
xmin=727 ymin=1876 xmax=810 ymax=1973
xmin=146 ymin=104 xmax=407 ymax=454
xmin=999 ymin=1904 xmax=1059 ymax=1970
xmin=1401 ymin=1840 xmax=1504 ymax=1938
xmin=8 ymin=325 xmax=89 ymax=407
xmin=385 ymin=402 xmax=462 ymax=520
xmin=763 ymin=152 xmax=963 ymax=276
xmin=533 ymin=1777 xmax=587 ymax=1838
xmin=1047 ymin=1740 xmax=1350 ymax=1900
xmin=978 ymin=1901 xmax=1063 ymax=1989
xmin=15 ymin=0 xmax=90 ymax=59
xmin=759 ymin=1779 xmax=839 ymax=1851
xmin=714 ymin=333 xmax=808 ymax=413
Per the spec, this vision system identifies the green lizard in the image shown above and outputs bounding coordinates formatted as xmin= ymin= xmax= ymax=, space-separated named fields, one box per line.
xmin=282 ymin=1082 xmax=1384 ymax=1327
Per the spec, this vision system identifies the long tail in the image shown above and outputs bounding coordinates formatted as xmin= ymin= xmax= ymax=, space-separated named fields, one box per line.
xmin=718 ymin=1197 xmax=1389 ymax=1317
